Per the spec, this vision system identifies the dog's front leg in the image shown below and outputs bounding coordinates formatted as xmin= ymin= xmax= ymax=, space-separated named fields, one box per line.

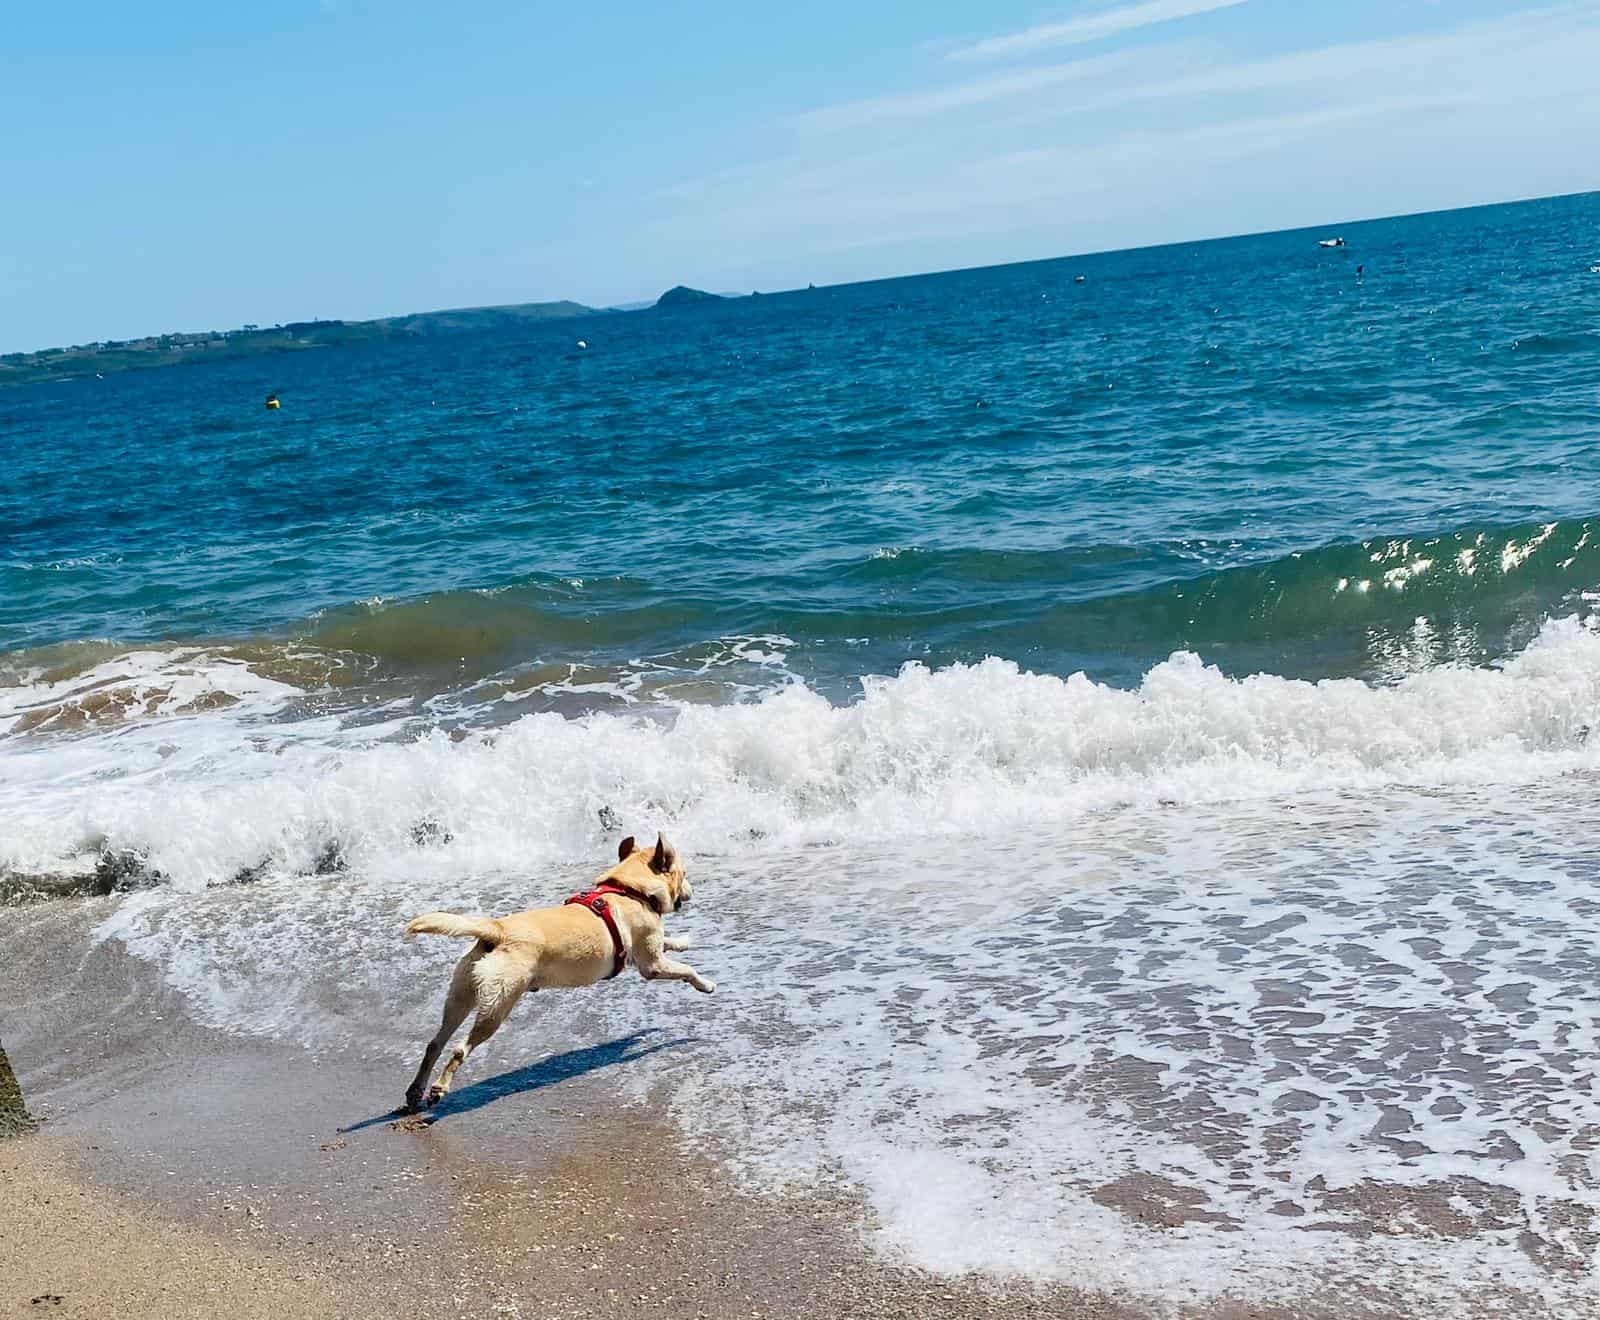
xmin=641 ymin=957 xmax=716 ymax=993
xmin=635 ymin=933 xmax=715 ymax=993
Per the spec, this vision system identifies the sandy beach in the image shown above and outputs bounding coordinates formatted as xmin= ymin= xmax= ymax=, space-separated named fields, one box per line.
xmin=3 ymin=894 xmax=1567 ymax=1320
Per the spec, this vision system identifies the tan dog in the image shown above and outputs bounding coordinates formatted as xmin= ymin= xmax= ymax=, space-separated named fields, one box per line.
xmin=402 ymin=833 xmax=713 ymax=1112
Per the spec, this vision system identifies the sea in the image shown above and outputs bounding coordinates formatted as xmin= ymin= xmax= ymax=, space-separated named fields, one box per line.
xmin=5 ymin=191 xmax=1600 ymax=1314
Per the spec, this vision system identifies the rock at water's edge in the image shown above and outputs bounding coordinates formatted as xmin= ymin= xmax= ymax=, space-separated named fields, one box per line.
xmin=0 ymin=1042 xmax=36 ymax=1137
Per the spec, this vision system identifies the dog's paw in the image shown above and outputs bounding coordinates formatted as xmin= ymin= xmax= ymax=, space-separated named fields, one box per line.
xmin=695 ymin=978 xmax=717 ymax=994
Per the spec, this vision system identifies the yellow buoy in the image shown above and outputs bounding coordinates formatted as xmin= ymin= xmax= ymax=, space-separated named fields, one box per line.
xmin=265 ymin=394 xmax=281 ymax=410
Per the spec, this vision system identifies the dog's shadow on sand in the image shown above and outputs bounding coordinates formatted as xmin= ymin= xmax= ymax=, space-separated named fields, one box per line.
xmin=340 ymin=1030 xmax=695 ymax=1134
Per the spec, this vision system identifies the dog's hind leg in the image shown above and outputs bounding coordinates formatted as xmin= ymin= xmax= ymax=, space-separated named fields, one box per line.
xmin=425 ymin=947 xmax=532 ymax=1106
xmin=404 ymin=945 xmax=482 ymax=1111
xmin=426 ymin=991 xmax=521 ymax=1106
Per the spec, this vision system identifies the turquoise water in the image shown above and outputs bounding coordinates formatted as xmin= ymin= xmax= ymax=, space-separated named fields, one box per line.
xmin=8 ymin=192 xmax=1600 ymax=1312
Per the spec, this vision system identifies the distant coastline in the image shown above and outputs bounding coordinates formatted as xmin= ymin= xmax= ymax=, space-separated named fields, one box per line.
xmin=0 ymin=286 xmax=730 ymax=388
xmin=10 ymin=188 xmax=1596 ymax=391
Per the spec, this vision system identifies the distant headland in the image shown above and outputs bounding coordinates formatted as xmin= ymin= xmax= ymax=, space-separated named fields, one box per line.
xmin=654 ymin=285 xmax=723 ymax=308
xmin=1 ymin=285 xmax=750 ymax=388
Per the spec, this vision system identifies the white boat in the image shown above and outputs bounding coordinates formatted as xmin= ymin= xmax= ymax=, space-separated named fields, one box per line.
xmin=1319 ymin=237 xmax=1346 ymax=248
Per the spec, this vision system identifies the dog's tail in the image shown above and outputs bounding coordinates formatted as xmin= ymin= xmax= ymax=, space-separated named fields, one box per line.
xmin=405 ymin=911 xmax=503 ymax=944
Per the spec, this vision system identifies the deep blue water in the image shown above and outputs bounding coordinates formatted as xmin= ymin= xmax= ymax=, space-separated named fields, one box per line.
xmin=5 ymin=191 xmax=1600 ymax=698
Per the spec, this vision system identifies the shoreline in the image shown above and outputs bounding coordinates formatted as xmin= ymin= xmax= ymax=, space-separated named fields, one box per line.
xmin=0 ymin=895 xmax=1576 ymax=1320
xmin=2 ymin=899 xmax=1129 ymax=1320
xmin=0 ymin=925 xmax=1140 ymax=1320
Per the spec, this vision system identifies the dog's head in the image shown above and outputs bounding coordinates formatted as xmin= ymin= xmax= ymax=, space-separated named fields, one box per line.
xmin=609 ymin=833 xmax=690 ymax=913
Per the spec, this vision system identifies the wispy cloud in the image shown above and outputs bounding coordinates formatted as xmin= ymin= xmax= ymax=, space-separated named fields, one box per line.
xmin=792 ymin=49 xmax=1147 ymax=135
xmin=656 ymin=92 xmax=1476 ymax=247
xmin=975 ymin=94 xmax=1477 ymax=183
xmin=796 ymin=2 xmax=1586 ymax=139
xmin=947 ymin=0 xmax=1248 ymax=63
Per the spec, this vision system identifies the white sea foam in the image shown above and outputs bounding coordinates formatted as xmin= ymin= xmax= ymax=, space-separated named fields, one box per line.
xmin=0 ymin=646 xmax=301 ymax=737
xmin=10 ymin=621 xmax=1600 ymax=1311
xmin=5 ymin=615 xmax=1600 ymax=887
xmin=632 ymin=805 xmax=1600 ymax=1310
xmin=95 ymin=788 xmax=1600 ymax=1314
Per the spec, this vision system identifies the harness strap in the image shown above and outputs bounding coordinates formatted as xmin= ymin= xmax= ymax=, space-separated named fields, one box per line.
xmin=565 ymin=882 xmax=637 ymax=979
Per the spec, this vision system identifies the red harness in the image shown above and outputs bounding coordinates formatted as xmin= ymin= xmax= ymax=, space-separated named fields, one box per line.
xmin=565 ymin=882 xmax=653 ymax=979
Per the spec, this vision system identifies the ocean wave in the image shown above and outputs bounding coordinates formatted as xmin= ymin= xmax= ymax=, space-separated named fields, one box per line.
xmin=585 ymin=516 xmax=1600 ymax=673
xmin=1509 ymin=329 xmax=1600 ymax=355
xmin=984 ymin=516 xmax=1600 ymax=674
xmin=0 ymin=645 xmax=305 ymax=737
xmin=5 ymin=615 xmax=1600 ymax=897
xmin=299 ymin=575 xmax=703 ymax=671
xmin=5 ymin=517 xmax=1598 ymax=696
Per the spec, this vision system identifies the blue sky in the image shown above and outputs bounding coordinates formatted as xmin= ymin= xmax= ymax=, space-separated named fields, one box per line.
xmin=4 ymin=0 xmax=1597 ymax=352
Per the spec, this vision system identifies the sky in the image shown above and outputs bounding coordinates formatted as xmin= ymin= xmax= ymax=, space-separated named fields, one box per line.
xmin=4 ymin=0 xmax=1599 ymax=353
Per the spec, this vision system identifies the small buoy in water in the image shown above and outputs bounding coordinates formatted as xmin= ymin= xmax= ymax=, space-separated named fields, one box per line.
xmin=265 ymin=393 xmax=281 ymax=410
xmin=1074 ymin=275 xmax=1086 ymax=284
xmin=577 ymin=340 xmax=587 ymax=349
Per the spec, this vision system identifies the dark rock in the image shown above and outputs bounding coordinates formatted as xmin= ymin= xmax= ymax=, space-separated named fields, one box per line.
xmin=214 ymin=857 xmax=273 ymax=888
xmin=410 ymin=819 xmax=453 ymax=848
xmin=0 ymin=870 xmax=81 ymax=906
xmin=90 ymin=848 xmax=164 ymax=895
xmin=1 ymin=851 xmax=169 ymax=906
xmin=0 ymin=1041 xmax=36 ymax=1138
xmin=313 ymin=841 xmax=348 ymax=875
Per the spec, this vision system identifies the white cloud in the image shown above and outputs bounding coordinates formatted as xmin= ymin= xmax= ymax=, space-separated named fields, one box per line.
xmin=654 ymin=93 xmax=1477 ymax=247
xmin=788 ymin=2 xmax=1591 ymax=141
xmin=947 ymin=0 xmax=1248 ymax=63
xmin=792 ymin=49 xmax=1148 ymax=135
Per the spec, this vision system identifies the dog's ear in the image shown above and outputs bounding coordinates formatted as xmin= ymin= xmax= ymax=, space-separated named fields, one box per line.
xmin=617 ymin=835 xmax=636 ymax=863
xmin=650 ymin=833 xmax=678 ymax=874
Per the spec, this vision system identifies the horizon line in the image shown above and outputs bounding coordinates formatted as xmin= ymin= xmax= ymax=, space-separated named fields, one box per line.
xmin=8 ymin=186 xmax=1596 ymax=360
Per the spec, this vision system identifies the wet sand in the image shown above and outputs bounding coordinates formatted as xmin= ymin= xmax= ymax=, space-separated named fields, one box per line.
xmin=0 ymin=929 xmax=1143 ymax=1320
xmin=0 ymin=898 xmax=1532 ymax=1320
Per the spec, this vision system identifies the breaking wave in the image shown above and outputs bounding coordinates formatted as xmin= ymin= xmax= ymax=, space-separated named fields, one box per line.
xmin=4 ymin=614 xmax=1600 ymax=897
